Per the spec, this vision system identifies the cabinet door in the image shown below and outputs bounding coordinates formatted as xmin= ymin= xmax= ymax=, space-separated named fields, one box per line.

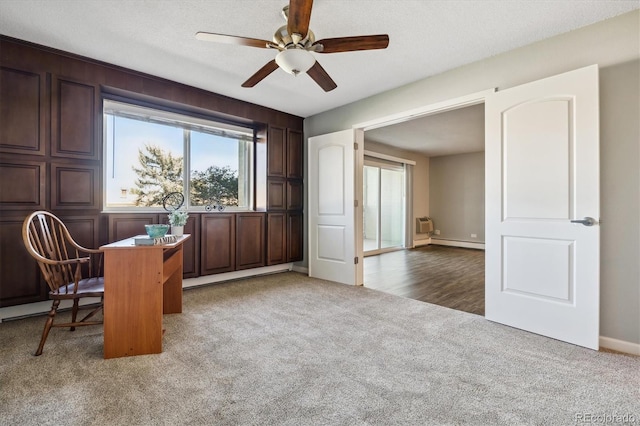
xmin=286 ymin=129 xmax=303 ymax=179
xmin=51 ymin=76 xmax=100 ymax=160
xmin=287 ymin=212 xmax=303 ymax=262
xmin=286 ymin=179 xmax=303 ymax=211
xmin=201 ymin=214 xmax=235 ymax=275
xmin=267 ymin=178 xmax=286 ymax=211
xmin=236 ymin=213 xmax=265 ymax=270
xmin=266 ymin=213 xmax=286 ymax=265
xmin=267 ymin=126 xmax=286 ymax=177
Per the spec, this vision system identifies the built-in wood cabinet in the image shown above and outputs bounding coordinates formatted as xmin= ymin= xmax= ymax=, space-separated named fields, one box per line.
xmin=286 ymin=129 xmax=303 ymax=179
xmin=287 ymin=212 xmax=303 ymax=262
xmin=267 ymin=126 xmax=286 ymax=178
xmin=266 ymin=213 xmax=286 ymax=265
xmin=200 ymin=213 xmax=236 ymax=275
xmin=265 ymin=126 xmax=304 ymax=266
xmin=236 ymin=213 xmax=265 ymax=270
xmin=0 ymin=36 xmax=303 ymax=308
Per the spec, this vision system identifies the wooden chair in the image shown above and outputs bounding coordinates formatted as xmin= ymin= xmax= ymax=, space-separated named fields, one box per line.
xmin=22 ymin=211 xmax=104 ymax=356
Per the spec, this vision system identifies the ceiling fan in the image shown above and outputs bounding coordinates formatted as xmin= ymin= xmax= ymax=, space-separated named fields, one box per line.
xmin=195 ymin=0 xmax=389 ymax=92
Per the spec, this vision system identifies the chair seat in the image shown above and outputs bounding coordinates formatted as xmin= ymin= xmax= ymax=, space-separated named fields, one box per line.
xmin=51 ymin=277 xmax=104 ymax=298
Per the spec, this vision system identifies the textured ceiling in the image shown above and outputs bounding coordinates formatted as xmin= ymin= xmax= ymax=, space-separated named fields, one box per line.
xmin=1 ymin=0 xmax=638 ymax=120
xmin=365 ymin=104 xmax=485 ymax=157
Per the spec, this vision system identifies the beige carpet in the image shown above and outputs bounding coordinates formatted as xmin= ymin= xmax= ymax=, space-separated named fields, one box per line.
xmin=1 ymin=272 xmax=638 ymax=425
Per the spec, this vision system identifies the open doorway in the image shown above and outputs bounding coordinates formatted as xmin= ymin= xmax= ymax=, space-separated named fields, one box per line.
xmin=361 ymin=102 xmax=486 ymax=316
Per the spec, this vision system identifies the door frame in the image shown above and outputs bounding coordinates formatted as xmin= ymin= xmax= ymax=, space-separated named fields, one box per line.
xmin=352 ymin=89 xmax=495 ymax=287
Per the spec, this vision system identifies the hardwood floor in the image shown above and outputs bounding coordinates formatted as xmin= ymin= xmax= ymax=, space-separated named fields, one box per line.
xmin=363 ymin=245 xmax=485 ymax=316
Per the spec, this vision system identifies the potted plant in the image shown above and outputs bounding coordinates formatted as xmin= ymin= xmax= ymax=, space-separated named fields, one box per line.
xmin=168 ymin=210 xmax=189 ymax=236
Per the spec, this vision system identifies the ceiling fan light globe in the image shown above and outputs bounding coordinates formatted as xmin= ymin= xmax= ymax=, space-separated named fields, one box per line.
xmin=276 ymin=49 xmax=316 ymax=75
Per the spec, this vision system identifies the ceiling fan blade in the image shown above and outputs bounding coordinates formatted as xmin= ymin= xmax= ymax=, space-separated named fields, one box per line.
xmin=242 ymin=60 xmax=280 ymax=87
xmin=196 ymin=32 xmax=273 ymax=49
xmin=313 ymin=35 xmax=389 ymax=53
xmin=306 ymin=61 xmax=337 ymax=92
xmin=287 ymin=0 xmax=313 ymax=38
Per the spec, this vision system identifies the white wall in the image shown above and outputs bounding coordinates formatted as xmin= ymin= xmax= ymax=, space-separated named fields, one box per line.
xmin=302 ymin=11 xmax=640 ymax=346
xmin=429 ymin=152 xmax=485 ymax=243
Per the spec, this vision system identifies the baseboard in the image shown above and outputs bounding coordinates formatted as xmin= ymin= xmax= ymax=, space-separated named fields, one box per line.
xmin=182 ymin=264 xmax=294 ymax=288
xmin=413 ymin=238 xmax=431 ymax=247
xmin=291 ymin=265 xmax=309 ymax=275
xmin=0 ymin=297 xmax=102 ymax=322
xmin=430 ymin=238 xmax=485 ymax=250
xmin=599 ymin=336 xmax=640 ymax=355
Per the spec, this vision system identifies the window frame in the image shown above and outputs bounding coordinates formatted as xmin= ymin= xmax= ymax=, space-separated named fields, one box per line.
xmin=102 ymin=97 xmax=257 ymax=213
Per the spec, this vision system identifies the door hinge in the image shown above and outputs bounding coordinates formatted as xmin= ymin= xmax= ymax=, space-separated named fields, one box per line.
xmin=354 ymin=142 xmax=358 ymax=150
xmin=354 ymin=256 xmax=359 ymax=264
xmin=354 ymin=199 xmax=359 ymax=207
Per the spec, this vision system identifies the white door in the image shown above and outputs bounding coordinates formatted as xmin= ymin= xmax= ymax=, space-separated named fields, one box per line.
xmin=308 ymin=129 xmax=362 ymax=285
xmin=485 ymin=65 xmax=600 ymax=349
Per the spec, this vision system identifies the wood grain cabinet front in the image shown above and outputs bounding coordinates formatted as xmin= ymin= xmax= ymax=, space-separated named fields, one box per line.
xmin=236 ymin=213 xmax=265 ymax=270
xmin=200 ymin=213 xmax=235 ymax=275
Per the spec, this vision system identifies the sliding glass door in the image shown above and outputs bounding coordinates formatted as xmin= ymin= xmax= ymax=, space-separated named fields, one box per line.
xmin=363 ymin=159 xmax=405 ymax=255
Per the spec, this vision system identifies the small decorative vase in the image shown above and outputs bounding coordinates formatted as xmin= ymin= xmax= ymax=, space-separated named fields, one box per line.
xmin=171 ymin=225 xmax=184 ymax=236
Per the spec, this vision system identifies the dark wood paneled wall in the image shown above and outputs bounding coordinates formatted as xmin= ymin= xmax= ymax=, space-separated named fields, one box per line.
xmin=0 ymin=36 xmax=303 ymax=308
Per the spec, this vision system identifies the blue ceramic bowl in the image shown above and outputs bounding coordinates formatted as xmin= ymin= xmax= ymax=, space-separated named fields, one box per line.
xmin=144 ymin=224 xmax=170 ymax=238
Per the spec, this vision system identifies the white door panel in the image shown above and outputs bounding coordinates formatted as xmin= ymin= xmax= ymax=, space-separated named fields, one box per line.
xmin=486 ymin=65 xmax=600 ymax=349
xmin=309 ymin=129 xmax=357 ymax=285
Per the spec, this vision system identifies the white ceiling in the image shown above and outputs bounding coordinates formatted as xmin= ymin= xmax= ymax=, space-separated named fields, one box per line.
xmin=365 ymin=103 xmax=485 ymax=157
xmin=1 ymin=0 xmax=637 ymax=120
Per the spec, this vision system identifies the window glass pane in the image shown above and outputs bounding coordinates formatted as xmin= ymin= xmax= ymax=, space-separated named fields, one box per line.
xmin=363 ymin=165 xmax=379 ymax=252
xmin=105 ymin=115 xmax=183 ymax=208
xmin=380 ymin=168 xmax=404 ymax=249
xmin=190 ymin=131 xmax=243 ymax=208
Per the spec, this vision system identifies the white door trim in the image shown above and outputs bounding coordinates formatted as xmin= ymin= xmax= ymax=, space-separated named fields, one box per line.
xmin=353 ymin=89 xmax=496 ymax=131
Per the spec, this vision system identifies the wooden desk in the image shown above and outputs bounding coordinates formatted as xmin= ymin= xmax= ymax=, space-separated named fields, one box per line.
xmin=101 ymin=235 xmax=190 ymax=359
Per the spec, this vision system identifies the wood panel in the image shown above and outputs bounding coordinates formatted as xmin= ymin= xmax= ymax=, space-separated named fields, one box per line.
xmin=266 ymin=212 xmax=286 ymax=266
xmin=160 ymin=213 xmax=200 ymax=278
xmin=287 ymin=179 xmax=303 ymax=211
xmin=0 ymin=66 xmax=45 ymax=155
xmin=58 ymin=214 xmax=100 ymax=252
xmin=0 ymin=161 xmax=45 ymax=210
xmin=200 ymin=213 xmax=235 ymax=275
xmin=0 ymin=216 xmax=46 ymax=306
xmin=286 ymin=129 xmax=303 ymax=179
xmin=51 ymin=76 xmax=100 ymax=160
xmin=267 ymin=178 xmax=286 ymax=211
xmin=108 ymin=214 xmax=159 ymax=242
xmin=267 ymin=126 xmax=286 ymax=177
xmin=287 ymin=212 xmax=303 ymax=262
xmin=236 ymin=212 xmax=265 ymax=270
xmin=50 ymin=163 xmax=100 ymax=209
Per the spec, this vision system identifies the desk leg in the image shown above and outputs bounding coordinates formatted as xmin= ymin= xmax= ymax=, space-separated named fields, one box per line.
xmin=104 ymin=249 xmax=164 ymax=359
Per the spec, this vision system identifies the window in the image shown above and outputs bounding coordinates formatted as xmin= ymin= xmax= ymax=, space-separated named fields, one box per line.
xmin=104 ymin=100 xmax=254 ymax=211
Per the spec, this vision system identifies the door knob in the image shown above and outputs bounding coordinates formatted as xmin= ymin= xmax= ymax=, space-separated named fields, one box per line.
xmin=570 ymin=217 xmax=597 ymax=226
